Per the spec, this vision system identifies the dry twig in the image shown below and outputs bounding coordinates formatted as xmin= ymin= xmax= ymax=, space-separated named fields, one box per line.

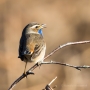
xmin=43 ymin=76 xmax=57 ymax=90
xmin=8 ymin=40 xmax=90 ymax=90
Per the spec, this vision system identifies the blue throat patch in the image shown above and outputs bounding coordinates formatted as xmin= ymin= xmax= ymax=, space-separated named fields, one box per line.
xmin=38 ymin=29 xmax=43 ymax=36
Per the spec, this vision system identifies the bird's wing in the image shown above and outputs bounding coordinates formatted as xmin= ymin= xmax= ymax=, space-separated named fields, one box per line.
xmin=18 ymin=33 xmax=45 ymax=60
xmin=26 ymin=42 xmax=36 ymax=54
xmin=31 ymin=41 xmax=46 ymax=59
xmin=19 ymin=37 xmax=35 ymax=55
xmin=18 ymin=34 xmax=25 ymax=58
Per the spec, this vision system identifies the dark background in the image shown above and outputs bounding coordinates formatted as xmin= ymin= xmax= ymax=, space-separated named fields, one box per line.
xmin=0 ymin=0 xmax=90 ymax=90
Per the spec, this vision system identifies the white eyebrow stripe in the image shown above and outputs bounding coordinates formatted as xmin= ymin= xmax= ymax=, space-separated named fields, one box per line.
xmin=31 ymin=25 xmax=39 ymax=28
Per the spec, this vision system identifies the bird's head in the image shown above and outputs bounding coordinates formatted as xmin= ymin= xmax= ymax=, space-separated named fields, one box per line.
xmin=24 ymin=22 xmax=46 ymax=36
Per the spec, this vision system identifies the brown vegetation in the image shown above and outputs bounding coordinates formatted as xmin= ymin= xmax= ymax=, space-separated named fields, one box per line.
xmin=0 ymin=0 xmax=90 ymax=90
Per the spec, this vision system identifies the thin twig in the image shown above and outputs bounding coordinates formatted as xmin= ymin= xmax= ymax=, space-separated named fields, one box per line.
xmin=44 ymin=40 xmax=90 ymax=60
xmin=43 ymin=77 xmax=57 ymax=90
xmin=48 ymin=76 xmax=57 ymax=86
xmin=41 ymin=61 xmax=90 ymax=70
xmin=8 ymin=40 xmax=90 ymax=90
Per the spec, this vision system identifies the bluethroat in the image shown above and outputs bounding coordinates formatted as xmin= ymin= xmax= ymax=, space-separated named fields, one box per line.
xmin=18 ymin=22 xmax=46 ymax=74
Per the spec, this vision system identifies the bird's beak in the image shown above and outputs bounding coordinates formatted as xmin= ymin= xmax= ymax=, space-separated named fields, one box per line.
xmin=40 ymin=24 xmax=46 ymax=28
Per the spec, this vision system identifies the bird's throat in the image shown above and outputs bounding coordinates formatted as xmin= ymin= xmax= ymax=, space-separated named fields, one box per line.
xmin=38 ymin=29 xmax=43 ymax=36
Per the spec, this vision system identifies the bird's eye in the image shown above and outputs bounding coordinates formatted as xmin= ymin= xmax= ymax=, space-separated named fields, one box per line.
xmin=35 ymin=26 xmax=39 ymax=28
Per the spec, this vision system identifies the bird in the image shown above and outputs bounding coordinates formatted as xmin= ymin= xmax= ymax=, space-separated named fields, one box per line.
xmin=18 ymin=22 xmax=46 ymax=75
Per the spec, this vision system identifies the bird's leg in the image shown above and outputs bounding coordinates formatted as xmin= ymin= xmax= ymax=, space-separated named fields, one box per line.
xmin=24 ymin=61 xmax=27 ymax=77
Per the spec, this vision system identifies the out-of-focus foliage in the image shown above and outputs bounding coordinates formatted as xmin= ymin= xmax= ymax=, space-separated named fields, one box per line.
xmin=0 ymin=0 xmax=90 ymax=90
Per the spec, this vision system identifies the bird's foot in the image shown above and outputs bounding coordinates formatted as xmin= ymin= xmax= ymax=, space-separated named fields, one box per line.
xmin=23 ymin=72 xmax=27 ymax=78
xmin=23 ymin=71 xmax=34 ymax=78
xmin=37 ymin=61 xmax=42 ymax=69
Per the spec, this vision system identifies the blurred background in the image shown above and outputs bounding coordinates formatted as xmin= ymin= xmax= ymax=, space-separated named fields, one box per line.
xmin=0 ymin=0 xmax=90 ymax=90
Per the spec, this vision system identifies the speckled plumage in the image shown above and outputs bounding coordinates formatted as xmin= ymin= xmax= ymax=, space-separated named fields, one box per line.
xmin=18 ymin=22 xmax=46 ymax=74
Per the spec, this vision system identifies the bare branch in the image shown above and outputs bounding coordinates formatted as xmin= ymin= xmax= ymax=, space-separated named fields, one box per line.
xmin=44 ymin=40 xmax=90 ymax=60
xmin=48 ymin=76 xmax=57 ymax=86
xmin=8 ymin=64 xmax=37 ymax=90
xmin=41 ymin=61 xmax=90 ymax=70
xmin=43 ymin=77 xmax=57 ymax=90
xmin=8 ymin=40 xmax=90 ymax=90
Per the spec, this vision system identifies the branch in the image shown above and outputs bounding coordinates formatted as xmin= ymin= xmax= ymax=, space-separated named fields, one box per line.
xmin=41 ymin=61 xmax=90 ymax=70
xmin=8 ymin=40 xmax=90 ymax=90
xmin=44 ymin=40 xmax=90 ymax=59
xmin=43 ymin=76 xmax=57 ymax=90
